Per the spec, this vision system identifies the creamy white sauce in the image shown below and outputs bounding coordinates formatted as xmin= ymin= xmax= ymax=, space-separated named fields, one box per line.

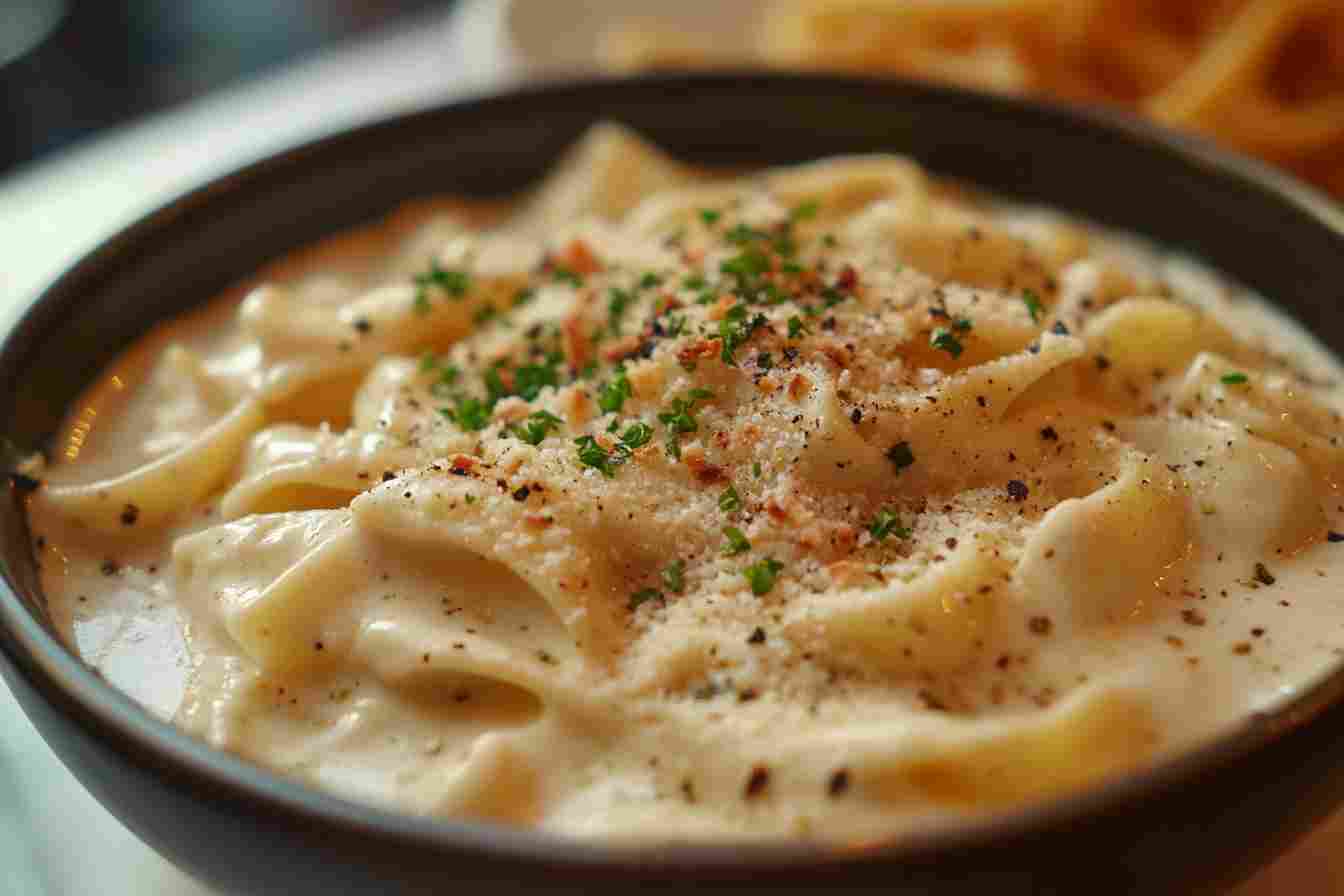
xmin=24 ymin=126 xmax=1344 ymax=841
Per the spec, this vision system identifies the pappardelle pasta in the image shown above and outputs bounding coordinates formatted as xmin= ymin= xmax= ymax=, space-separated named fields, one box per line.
xmin=24 ymin=124 xmax=1344 ymax=841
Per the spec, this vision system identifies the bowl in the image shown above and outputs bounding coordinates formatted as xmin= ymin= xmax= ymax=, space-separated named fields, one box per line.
xmin=2 ymin=74 xmax=1343 ymax=895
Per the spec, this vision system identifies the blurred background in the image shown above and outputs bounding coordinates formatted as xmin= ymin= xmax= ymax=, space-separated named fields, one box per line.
xmin=0 ymin=1 xmax=445 ymax=174
xmin=1 ymin=1 xmax=1343 ymax=893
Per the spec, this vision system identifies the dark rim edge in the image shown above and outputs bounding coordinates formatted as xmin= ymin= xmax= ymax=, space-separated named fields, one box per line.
xmin=1 ymin=71 xmax=1343 ymax=872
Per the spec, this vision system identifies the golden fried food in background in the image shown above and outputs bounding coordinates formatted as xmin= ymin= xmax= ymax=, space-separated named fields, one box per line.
xmin=599 ymin=0 xmax=1344 ymax=198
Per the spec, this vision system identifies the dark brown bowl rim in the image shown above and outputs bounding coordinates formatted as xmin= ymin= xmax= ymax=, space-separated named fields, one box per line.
xmin=2 ymin=71 xmax=1344 ymax=873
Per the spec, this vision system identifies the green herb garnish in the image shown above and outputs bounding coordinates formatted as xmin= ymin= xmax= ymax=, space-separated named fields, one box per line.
xmin=413 ymin=261 xmax=471 ymax=312
xmin=510 ymin=410 xmax=564 ymax=446
xmin=575 ymin=435 xmax=623 ymax=477
xmin=620 ymin=421 xmax=654 ymax=450
xmin=931 ymin=327 xmax=964 ymax=358
xmin=788 ymin=315 xmax=807 ymax=339
xmin=1221 ymin=372 xmax=1249 ymax=385
xmin=868 ymin=508 xmax=911 ymax=542
xmin=442 ymin=396 xmax=491 ymax=432
xmin=887 ymin=441 xmax=915 ymax=473
xmin=1022 ymin=288 xmax=1044 ymax=323
xmin=719 ymin=484 xmax=742 ymax=513
xmin=553 ymin=267 xmax=584 ymax=288
xmin=629 ymin=588 xmax=662 ymax=610
xmin=662 ymin=559 xmax=685 ymax=595
xmin=607 ymin=287 xmax=634 ymax=335
xmin=743 ymin=557 xmax=784 ymax=596
xmin=699 ymin=209 xmax=721 ymax=227
xmin=791 ymin=200 xmax=820 ymax=222
xmin=722 ymin=526 xmax=751 ymax=556
xmin=597 ymin=367 xmax=632 ymax=414
xmin=718 ymin=304 xmax=766 ymax=365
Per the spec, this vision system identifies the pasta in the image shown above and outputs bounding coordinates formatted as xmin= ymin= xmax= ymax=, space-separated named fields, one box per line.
xmin=23 ymin=124 xmax=1344 ymax=841
xmin=598 ymin=0 xmax=1344 ymax=198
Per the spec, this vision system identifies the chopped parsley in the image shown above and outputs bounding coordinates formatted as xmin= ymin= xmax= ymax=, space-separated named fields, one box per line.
xmin=629 ymin=588 xmax=662 ymax=610
xmin=472 ymin=303 xmax=497 ymax=326
xmin=787 ymin=315 xmax=808 ymax=339
xmin=553 ymin=267 xmax=584 ymax=287
xmin=1221 ymin=372 xmax=1249 ymax=385
xmin=512 ymin=287 xmax=536 ymax=307
xmin=510 ymin=410 xmax=563 ymax=446
xmin=699 ymin=209 xmax=721 ymax=227
xmin=662 ymin=559 xmax=686 ymax=595
xmin=620 ymin=421 xmax=654 ymax=450
xmin=718 ymin=304 xmax=767 ymax=365
xmin=658 ymin=387 xmax=714 ymax=457
xmin=683 ymin=274 xmax=707 ymax=291
xmin=720 ymin=246 xmax=771 ymax=285
xmin=820 ymin=286 xmax=848 ymax=308
xmin=575 ymin=435 xmax=624 ymax=477
xmin=639 ymin=271 xmax=663 ymax=290
xmin=887 ymin=441 xmax=915 ymax=473
xmin=597 ymin=367 xmax=632 ymax=414
xmin=1022 ymin=288 xmax=1044 ymax=323
xmin=743 ymin=557 xmax=784 ymax=596
xmin=931 ymin=327 xmax=964 ymax=358
xmin=722 ymin=526 xmax=751 ymax=556
xmin=954 ymin=317 xmax=973 ymax=333
xmin=413 ymin=261 xmax=471 ymax=312
xmin=752 ymin=461 xmax=762 ymax=478
xmin=441 ymin=396 xmax=491 ymax=432
xmin=790 ymin=199 xmax=820 ymax=222
xmin=607 ymin=287 xmax=634 ymax=334
xmin=511 ymin=356 xmax=562 ymax=401
xmin=659 ymin=388 xmax=713 ymax=434
xmin=868 ymin=508 xmax=911 ymax=542
xmin=719 ymin=484 xmax=742 ymax=513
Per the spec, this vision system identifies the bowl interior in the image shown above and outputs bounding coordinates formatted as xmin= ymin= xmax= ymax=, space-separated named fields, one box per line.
xmin=2 ymin=74 xmax=1344 ymax=875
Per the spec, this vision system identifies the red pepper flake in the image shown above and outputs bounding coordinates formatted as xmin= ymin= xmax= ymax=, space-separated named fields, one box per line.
xmin=449 ymin=455 xmax=477 ymax=475
xmin=560 ymin=239 xmax=603 ymax=275
xmin=683 ymin=450 xmax=727 ymax=484
xmin=837 ymin=265 xmax=858 ymax=291
xmin=1006 ymin=480 xmax=1029 ymax=502
xmin=677 ymin=339 xmax=721 ymax=366
xmin=744 ymin=766 xmax=771 ymax=799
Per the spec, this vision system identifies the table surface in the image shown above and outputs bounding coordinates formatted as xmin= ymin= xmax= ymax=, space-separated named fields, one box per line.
xmin=0 ymin=2 xmax=1340 ymax=891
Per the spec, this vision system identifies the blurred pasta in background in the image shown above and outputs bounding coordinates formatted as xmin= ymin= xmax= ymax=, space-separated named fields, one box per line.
xmin=598 ymin=0 xmax=1344 ymax=197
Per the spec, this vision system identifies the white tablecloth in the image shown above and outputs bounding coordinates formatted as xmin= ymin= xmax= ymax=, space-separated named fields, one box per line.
xmin=0 ymin=2 xmax=1338 ymax=891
